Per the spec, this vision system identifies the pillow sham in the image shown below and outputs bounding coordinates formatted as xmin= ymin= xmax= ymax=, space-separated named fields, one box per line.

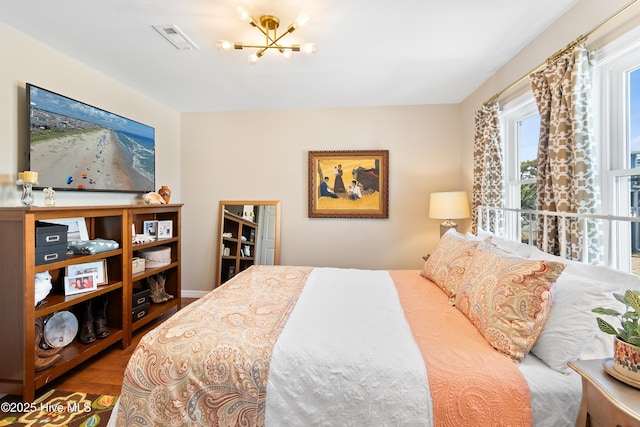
xmin=563 ymin=262 xmax=640 ymax=361
xmin=529 ymin=272 xmax=620 ymax=373
xmin=477 ymin=229 xmax=534 ymax=258
xmin=421 ymin=230 xmax=482 ymax=299
xmin=455 ymin=246 xmax=565 ymax=363
xmin=527 ymin=249 xmax=640 ymax=361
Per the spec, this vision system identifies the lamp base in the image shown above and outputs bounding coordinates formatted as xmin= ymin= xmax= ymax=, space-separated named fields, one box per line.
xmin=440 ymin=220 xmax=458 ymax=237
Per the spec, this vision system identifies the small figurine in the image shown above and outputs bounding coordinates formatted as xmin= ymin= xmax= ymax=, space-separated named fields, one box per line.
xmin=158 ymin=186 xmax=171 ymax=204
xmin=43 ymin=187 xmax=56 ymax=206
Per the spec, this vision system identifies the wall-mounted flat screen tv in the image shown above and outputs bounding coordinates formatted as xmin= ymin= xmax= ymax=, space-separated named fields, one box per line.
xmin=27 ymin=83 xmax=155 ymax=193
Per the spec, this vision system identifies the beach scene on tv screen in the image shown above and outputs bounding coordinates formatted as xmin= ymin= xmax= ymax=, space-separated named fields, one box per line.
xmin=28 ymin=85 xmax=155 ymax=192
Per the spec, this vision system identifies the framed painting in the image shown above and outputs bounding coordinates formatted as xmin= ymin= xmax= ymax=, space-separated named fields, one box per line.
xmin=308 ymin=150 xmax=389 ymax=218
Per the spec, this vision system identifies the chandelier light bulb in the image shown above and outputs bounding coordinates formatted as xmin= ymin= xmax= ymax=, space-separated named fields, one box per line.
xmin=302 ymin=43 xmax=317 ymax=54
xmin=236 ymin=5 xmax=252 ymax=23
xmin=248 ymin=53 xmax=260 ymax=64
xmin=216 ymin=40 xmax=233 ymax=51
xmin=294 ymin=12 xmax=309 ymax=27
xmin=281 ymin=49 xmax=292 ymax=60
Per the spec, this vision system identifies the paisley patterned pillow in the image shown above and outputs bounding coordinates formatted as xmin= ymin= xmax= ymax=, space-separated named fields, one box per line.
xmin=421 ymin=231 xmax=482 ymax=299
xmin=454 ymin=246 xmax=565 ymax=363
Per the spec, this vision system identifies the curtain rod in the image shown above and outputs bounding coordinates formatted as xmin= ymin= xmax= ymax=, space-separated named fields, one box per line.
xmin=483 ymin=0 xmax=639 ymax=106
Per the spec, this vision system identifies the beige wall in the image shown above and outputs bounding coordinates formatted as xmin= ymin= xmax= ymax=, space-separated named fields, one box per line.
xmin=181 ymin=106 xmax=464 ymax=291
xmin=1 ymin=22 xmax=464 ymax=294
xmin=0 ymin=23 xmax=181 ymax=207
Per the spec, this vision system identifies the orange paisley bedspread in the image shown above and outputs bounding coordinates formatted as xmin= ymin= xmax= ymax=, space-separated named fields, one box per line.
xmin=390 ymin=270 xmax=533 ymax=427
xmin=116 ymin=265 xmax=312 ymax=427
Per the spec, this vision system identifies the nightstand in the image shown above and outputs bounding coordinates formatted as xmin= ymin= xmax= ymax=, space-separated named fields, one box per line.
xmin=568 ymin=359 xmax=640 ymax=427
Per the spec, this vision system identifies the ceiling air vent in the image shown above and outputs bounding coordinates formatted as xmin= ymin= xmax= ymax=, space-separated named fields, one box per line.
xmin=153 ymin=24 xmax=198 ymax=50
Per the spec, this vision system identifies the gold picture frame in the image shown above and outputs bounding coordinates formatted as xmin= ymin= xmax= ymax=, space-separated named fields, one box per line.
xmin=308 ymin=150 xmax=389 ymax=218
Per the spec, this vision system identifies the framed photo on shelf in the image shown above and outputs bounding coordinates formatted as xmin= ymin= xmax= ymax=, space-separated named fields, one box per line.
xmin=64 ymin=273 xmax=97 ymax=296
xmin=308 ymin=150 xmax=389 ymax=218
xmin=143 ymin=220 xmax=158 ymax=239
xmin=41 ymin=217 xmax=89 ymax=241
xmin=157 ymin=220 xmax=173 ymax=239
xmin=66 ymin=259 xmax=108 ymax=286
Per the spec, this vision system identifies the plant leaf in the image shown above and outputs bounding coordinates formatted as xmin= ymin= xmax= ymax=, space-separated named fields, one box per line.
xmin=596 ymin=317 xmax=618 ymax=335
xmin=624 ymin=290 xmax=640 ymax=313
xmin=628 ymin=335 xmax=640 ymax=346
xmin=614 ymin=293 xmax=626 ymax=304
xmin=592 ymin=307 xmax=621 ymax=316
xmin=619 ymin=330 xmax=629 ymax=342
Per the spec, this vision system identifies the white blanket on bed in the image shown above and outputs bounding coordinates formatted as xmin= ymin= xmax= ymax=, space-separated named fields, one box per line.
xmin=264 ymin=267 xmax=434 ymax=426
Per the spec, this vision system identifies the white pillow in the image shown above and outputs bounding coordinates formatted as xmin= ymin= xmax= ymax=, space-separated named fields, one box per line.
xmin=477 ymin=230 xmax=533 ymax=258
xmin=529 ymin=246 xmax=567 ymax=263
xmin=563 ymin=262 xmax=640 ymax=360
xmin=530 ymin=272 xmax=619 ymax=373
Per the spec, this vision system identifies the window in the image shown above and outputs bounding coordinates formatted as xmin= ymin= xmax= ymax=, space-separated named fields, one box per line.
xmin=497 ymin=26 xmax=640 ymax=271
xmin=595 ymin=26 xmax=640 ymax=272
xmin=502 ymin=94 xmax=540 ymax=244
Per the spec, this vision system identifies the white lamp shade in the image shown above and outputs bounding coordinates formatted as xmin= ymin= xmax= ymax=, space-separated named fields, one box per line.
xmin=429 ymin=191 xmax=470 ymax=220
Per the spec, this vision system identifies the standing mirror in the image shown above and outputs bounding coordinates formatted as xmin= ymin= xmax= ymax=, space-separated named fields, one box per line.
xmin=216 ymin=200 xmax=281 ymax=287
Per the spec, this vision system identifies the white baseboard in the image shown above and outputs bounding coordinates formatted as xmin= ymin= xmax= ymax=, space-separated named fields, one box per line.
xmin=181 ymin=290 xmax=208 ymax=299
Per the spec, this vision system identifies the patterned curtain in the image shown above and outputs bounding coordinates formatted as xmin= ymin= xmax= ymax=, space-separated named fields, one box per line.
xmin=472 ymin=102 xmax=504 ymax=234
xmin=530 ymin=45 xmax=600 ymax=262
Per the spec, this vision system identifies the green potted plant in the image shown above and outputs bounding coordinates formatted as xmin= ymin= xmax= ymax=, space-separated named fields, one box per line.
xmin=592 ymin=289 xmax=640 ymax=382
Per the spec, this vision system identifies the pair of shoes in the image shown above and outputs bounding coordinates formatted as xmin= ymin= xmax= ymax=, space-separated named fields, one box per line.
xmin=147 ymin=273 xmax=174 ymax=303
xmin=147 ymin=275 xmax=167 ymax=303
xmin=78 ymin=296 xmax=109 ymax=344
xmin=156 ymin=272 xmax=174 ymax=302
xmin=35 ymin=318 xmax=62 ymax=371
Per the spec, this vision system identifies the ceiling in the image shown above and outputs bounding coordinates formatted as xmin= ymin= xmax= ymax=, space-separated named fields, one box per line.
xmin=2 ymin=0 xmax=579 ymax=112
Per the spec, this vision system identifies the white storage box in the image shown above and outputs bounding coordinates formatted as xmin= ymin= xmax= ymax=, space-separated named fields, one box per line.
xmin=137 ymin=246 xmax=171 ymax=268
xmin=132 ymin=257 xmax=146 ymax=275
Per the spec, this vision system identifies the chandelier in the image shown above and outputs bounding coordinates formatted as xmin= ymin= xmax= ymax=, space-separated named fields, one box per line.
xmin=217 ymin=5 xmax=317 ymax=64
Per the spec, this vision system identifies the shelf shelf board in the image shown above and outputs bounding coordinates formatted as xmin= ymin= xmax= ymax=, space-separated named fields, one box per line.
xmin=132 ymin=236 xmax=178 ymax=251
xmin=34 ymin=249 xmax=123 ymax=274
xmin=35 ymin=282 xmax=124 ymax=317
xmin=34 ymin=328 xmax=123 ymax=389
xmin=131 ymin=262 xmax=179 ymax=281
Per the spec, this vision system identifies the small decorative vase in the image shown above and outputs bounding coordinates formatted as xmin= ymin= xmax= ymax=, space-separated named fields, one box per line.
xmin=613 ymin=336 xmax=640 ymax=383
xmin=158 ymin=186 xmax=171 ymax=204
xmin=21 ymin=182 xmax=34 ymax=207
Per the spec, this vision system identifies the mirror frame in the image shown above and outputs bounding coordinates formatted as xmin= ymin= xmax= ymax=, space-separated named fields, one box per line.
xmin=216 ymin=200 xmax=281 ymax=286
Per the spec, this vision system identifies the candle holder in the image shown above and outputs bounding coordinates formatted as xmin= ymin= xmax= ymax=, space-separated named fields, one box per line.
xmin=17 ymin=179 xmax=37 ymax=207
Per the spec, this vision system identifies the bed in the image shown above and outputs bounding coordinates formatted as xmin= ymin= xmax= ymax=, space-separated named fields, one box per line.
xmin=109 ymin=228 xmax=637 ymax=427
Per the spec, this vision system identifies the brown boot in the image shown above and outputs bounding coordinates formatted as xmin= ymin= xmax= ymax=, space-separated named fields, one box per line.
xmin=35 ymin=318 xmax=63 ymax=358
xmin=78 ymin=300 xmax=96 ymax=344
xmin=156 ymin=272 xmax=174 ymax=301
xmin=147 ymin=275 xmax=167 ymax=303
xmin=35 ymin=352 xmax=61 ymax=371
xmin=93 ymin=295 xmax=110 ymax=339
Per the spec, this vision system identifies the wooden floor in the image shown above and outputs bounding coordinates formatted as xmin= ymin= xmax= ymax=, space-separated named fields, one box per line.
xmin=45 ymin=297 xmax=198 ymax=397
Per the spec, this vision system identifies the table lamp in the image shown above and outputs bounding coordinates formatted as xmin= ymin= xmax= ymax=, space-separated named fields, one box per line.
xmin=429 ymin=191 xmax=471 ymax=237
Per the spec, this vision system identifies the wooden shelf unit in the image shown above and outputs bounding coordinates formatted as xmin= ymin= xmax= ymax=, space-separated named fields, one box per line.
xmin=129 ymin=206 xmax=181 ymax=339
xmin=0 ymin=204 xmax=182 ymax=400
xmin=218 ymin=212 xmax=257 ymax=286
